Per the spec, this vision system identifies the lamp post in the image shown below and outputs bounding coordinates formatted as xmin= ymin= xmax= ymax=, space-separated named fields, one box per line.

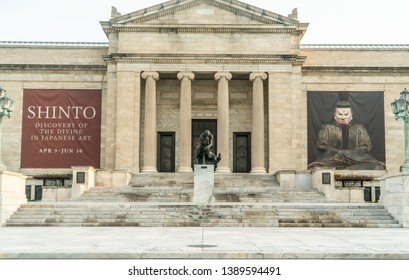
xmin=391 ymin=88 xmax=409 ymax=172
xmin=0 ymin=85 xmax=14 ymax=170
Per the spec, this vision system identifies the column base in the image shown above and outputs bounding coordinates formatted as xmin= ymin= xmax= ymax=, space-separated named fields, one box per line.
xmin=215 ymin=167 xmax=231 ymax=173
xmin=141 ymin=167 xmax=158 ymax=173
xmin=250 ymin=167 xmax=267 ymax=174
xmin=177 ymin=167 xmax=193 ymax=173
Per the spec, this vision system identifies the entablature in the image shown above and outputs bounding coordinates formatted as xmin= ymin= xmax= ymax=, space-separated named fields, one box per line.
xmin=102 ymin=24 xmax=304 ymax=35
xmin=102 ymin=53 xmax=306 ymax=66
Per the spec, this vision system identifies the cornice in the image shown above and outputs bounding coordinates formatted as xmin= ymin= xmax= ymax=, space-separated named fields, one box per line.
xmin=105 ymin=25 xmax=297 ymax=35
xmin=0 ymin=41 xmax=108 ymax=48
xmin=2 ymin=42 xmax=407 ymax=50
xmin=302 ymin=66 xmax=409 ymax=76
xmin=103 ymin=53 xmax=306 ymax=66
xmin=301 ymin=44 xmax=409 ymax=50
xmin=0 ymin=64 xmax=107 ymax=74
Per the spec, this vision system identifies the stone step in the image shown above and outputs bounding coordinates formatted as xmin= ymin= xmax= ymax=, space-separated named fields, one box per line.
xmin=81 ymin=172 xmax=320 ymax=205
xmin=128 ymin=173 xmax=280 ymax=188
xmin=6 ymin=172 xmax=401 ymax=228
xmin=78 ymin=186 xmax=329 ymax=203
xmin=7 ymin=202 xmax=401 ymax=228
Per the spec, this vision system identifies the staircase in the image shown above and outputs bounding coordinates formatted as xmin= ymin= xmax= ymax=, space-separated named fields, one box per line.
xmin=5 ymin=173 xmax=401 ymax=228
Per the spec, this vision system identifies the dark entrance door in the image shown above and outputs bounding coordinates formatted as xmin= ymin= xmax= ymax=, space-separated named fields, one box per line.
xmin=192 ymin=119 xmax=217 ymax=166
xmin=233 ymin=132 xmax=251 ymax=173
xmin=157 ymin=132 xmax=176 ymax=172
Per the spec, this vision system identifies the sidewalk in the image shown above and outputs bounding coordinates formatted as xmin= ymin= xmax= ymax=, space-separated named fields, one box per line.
xmin=1 ymin=227 xmax=409 ymax=259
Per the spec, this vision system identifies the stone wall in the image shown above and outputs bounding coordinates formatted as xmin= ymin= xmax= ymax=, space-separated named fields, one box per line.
xmin=378 ymin=173 xmax=409 ymax=227
xmin=268 ymin=68 xmax=302 ymax=172
xmin=111 ymin=3 xmax=293 ymax=55
xmin=0 ymin=45 xmax=107 ymax=174
xmin=301 ymin=48 xmax=409 ymax=67
xmin=300 ymin=46 xmax=409 ymax=172
xmin=118 ymin=32 xmax=291 ymax=55
xmin=0 ymin=45 xmax=107 ymax=65
xmin=0 ymin=171 xmax=27 ymax=226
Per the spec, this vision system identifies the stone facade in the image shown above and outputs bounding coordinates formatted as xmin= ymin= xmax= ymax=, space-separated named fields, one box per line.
xmin=0 ymin=0 xmax=408 ymax=181
xmin=0 ymin=171 xmax=27 ymax=226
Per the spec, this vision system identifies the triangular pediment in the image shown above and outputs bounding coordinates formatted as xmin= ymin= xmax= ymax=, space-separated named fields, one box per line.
xmin=105 ymin=0 xmax=300 ymax=28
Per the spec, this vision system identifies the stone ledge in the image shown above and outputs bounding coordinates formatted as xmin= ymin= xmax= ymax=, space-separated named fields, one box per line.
xmin=275 ymin=170 xmax=296 ymax=188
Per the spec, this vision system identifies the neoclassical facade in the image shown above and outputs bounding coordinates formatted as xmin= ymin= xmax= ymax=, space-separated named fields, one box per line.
xmin=1 ymin=0 xmax=409 ymax=182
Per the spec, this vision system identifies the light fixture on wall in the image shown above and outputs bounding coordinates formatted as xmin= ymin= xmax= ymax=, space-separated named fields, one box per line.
xmin=0 ymin=85 xmax=14 ymax=169
xmin=391 ymin=88 xmax=409 ymax=172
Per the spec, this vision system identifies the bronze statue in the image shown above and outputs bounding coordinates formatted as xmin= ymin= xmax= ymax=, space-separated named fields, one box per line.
xmin=193 ymin=130 xmax=221 ymax=165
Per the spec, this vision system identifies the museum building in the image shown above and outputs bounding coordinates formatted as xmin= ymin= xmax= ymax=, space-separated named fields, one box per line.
xmin=1 ymin=0 xmax=409 ymax=196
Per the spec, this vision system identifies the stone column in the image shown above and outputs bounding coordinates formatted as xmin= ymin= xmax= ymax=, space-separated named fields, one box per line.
xmin=250 ymin=72 xmax=267 ymax=173
xmin=141 ymin=71 xmax=159 ymax=173
xmin=215 ymin=72 xmax=232 ymax=173
xmin=177 ymin=71 xmax=195 ymax=173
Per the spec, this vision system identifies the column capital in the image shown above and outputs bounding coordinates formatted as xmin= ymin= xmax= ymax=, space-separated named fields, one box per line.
xmin=249 ymin=72 xmax=267 ymax=81
xmin=177 ymin=71 xmax=195 ymax=81
xmin=141 ymin=71 xmax=159 ymax=81
xmin=215 ymin=72 xmax=232 ymax=81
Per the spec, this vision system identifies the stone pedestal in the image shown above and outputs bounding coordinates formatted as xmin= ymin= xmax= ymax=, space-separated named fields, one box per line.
xmin=193 ymin=165 xmax=215 ymax=204
xmin=0 ymin=170 xmax=27 ymax=226
xmin=71 ymin=166 xmax=96 ymax=199
xmin=95 ymin=169 xmax=132 ymax=188
xmin=42 ymin=186 xmax=71 ymax=202
xmin=312 ymin=169 xmax=364 ymax=202
xmin=276 ymin=170 xmax=296 ymax=188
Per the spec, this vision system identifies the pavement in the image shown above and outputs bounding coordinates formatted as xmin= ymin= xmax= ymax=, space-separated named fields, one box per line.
xmin=1 ymin=227 xmax=409 ymax=259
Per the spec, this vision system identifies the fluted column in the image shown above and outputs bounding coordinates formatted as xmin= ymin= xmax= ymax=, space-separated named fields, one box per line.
xmin=215 ymin=72 xmax=232 ymax=173
xmin=141 ymin=71 xmax=159 ymax=173
xmin=177 ymin=71 xmax=195 ymax=172
xmin=250 ymin=72 xmax=267 ymax=173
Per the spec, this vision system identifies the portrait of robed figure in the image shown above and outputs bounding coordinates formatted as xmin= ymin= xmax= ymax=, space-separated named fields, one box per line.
xmin=307 ymin=91 xmax=386 ymax=170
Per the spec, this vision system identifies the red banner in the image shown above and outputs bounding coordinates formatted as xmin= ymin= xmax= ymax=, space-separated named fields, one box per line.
xmin=21 ymin=89 xmax=101 ymax=168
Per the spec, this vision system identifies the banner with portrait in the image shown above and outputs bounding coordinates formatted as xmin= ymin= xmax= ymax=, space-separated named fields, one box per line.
xmin=21 ymin=89 xmax=101 ymax=168
xmin=307 ymin=91 xmax=385 ymax=170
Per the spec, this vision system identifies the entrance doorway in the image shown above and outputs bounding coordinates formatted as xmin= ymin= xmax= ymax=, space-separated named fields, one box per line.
xmin=157 ymin=132 xmax=176 ymax=172
xmin=192 ymin=119 xmax=217 ymax=166
xmin=233 ymin=132 xmax=251 ymax=173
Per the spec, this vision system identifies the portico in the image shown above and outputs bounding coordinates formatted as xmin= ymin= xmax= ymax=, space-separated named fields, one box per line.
xmin=108 ymin=67 xmax=280 ymax=173
xmin=101 ymin=0 xmax=307 ymax=174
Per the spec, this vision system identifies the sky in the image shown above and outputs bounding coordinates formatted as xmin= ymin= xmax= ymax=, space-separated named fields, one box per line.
xmin=0 ymin=0 xmax=408 ymax=44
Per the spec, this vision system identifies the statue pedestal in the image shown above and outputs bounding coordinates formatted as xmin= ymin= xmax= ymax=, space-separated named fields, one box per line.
xmin=193 ymin=165 xmax=215 ymax=204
